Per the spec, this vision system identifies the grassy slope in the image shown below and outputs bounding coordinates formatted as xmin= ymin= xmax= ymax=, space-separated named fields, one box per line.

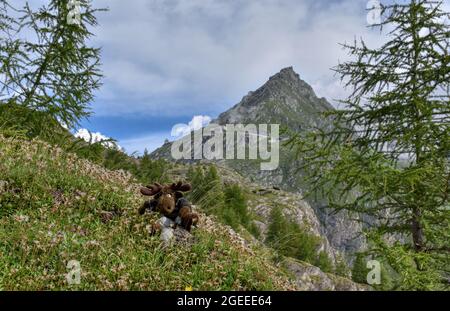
xmin=0 ymin=136 xmax=297 ymax=290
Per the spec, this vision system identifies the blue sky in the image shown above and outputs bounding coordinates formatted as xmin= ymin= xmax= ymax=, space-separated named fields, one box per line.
xmin=66 ymin=0 xmax=443 ymax=153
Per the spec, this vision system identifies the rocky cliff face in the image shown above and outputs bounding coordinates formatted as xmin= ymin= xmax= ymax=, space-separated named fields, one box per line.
xmin=152 ymin=67 xmax=366 ymax=258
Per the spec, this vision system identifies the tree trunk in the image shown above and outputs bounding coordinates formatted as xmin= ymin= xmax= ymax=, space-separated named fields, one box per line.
xmin=411 ymin=208 xmax=424 ymax=252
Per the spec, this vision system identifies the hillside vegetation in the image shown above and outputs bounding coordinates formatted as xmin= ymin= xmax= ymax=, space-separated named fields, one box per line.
xmin=0 ymin=135 xmax=297 ymax=290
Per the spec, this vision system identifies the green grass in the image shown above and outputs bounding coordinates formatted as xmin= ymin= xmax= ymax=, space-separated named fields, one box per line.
xmin=0 ymin=136 xmax=296 ymax=290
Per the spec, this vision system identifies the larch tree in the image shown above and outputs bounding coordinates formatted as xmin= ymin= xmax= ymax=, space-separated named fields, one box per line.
xmin=0 ymin=0 xmax=105 ymax=132
xmin=286 ymin=0 xmax=449 ymax=290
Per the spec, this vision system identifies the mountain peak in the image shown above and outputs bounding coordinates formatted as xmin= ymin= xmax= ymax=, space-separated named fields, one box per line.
xmin=213 ymin=66 xmax=333 ymax=125
xmin=264 ymin=66 xmax=314 ymax=98
xmin=270 ymin=66 xmax=300 ymax=82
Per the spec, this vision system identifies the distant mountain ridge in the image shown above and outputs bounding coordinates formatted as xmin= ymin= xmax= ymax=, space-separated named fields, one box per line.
xmin=152 ymin=67 xmax=365 ymax=257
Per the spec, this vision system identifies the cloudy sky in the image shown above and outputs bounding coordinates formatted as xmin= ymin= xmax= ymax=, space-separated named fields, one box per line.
xmin=33 ymin=0 xmax=446 ymax=153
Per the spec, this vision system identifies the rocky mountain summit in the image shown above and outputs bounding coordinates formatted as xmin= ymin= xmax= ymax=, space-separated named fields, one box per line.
xmin=152 ymin=67 xmax=366 ymax=258
xmin=214 ymin=67 xmax=333 ymax=128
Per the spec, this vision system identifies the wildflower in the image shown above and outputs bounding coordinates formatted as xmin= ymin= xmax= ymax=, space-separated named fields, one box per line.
xmin=85 ymin=240 xmax=100 ymax=247
xmin=14 ymin=214 xmax=29 ymax=223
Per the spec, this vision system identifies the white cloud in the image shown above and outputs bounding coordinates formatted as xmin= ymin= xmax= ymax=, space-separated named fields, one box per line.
xmin=74 ymin=128 xmax=121 ymax=150
xmin=171 ymin=115 xmax=212 ymax=138
xmin=89 ymin=0 xmax=386 ymax=116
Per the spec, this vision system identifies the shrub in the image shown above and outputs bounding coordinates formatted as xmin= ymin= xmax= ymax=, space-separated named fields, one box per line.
xmin=351 ymin=253 xmax=368 ymax=284
xmin=223 ymin=184 xmax=250 ymax=226
xmin=315 ymin=251 xmax=333 ymax=273
xmin=334 ymin=255 xmax=350 ymax=278
xmin=132 ymin=150 xmax=169 ymax=184
xmin=266 ymin=206 xmax=321 ymax=264
xmin=351 ymin=253 xmax=395 ymax=290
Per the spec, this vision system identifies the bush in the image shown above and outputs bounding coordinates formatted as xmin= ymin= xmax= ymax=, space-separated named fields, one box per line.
xmin=351 ymin=253 xmax=368 ymax=284
xmin=223 ymin=184 xmax=250 ymax=226
xmin=132 ymin=150 xmax=169 ymax=184
xmin=351 ymin=253 xmax=395 ymax=290
xmin=266 ymin=206 xmax=321 ymax=264
xmin=334 ymin=255 xmax=350 ymax=278
xmin=247 ymin=222 xmax=261 ymax=239
xmin=222 ymin=184 xmax=260 ymax=237
xmin=375 ymin=262 xmax=394 ymax=291
xmin=315 ymin=251 xmax=333 ymax=273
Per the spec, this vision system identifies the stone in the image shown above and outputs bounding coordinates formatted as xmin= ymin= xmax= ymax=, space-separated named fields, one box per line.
xmin=283 ymin=258 xmax=370 ymax=291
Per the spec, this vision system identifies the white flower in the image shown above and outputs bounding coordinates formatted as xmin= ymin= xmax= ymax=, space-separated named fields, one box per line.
xmin=14 ymin=214 xmax=29 ymax=223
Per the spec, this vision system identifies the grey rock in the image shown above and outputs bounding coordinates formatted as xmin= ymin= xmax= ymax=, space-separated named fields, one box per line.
xmin=284 ymin=258 xmax=370 ymax=291
xmin=253 ymin=220 xmax=268 ymax=237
